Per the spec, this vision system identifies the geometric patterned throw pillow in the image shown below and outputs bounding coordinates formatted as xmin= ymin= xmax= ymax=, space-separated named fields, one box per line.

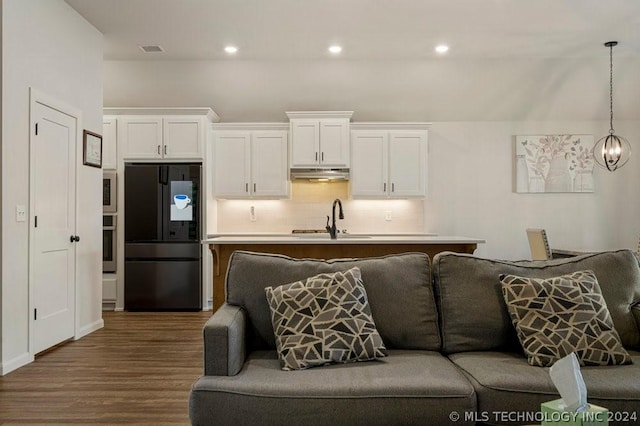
xmin=265 ymin=267 xmax=387 ymax=371
xmin=500 ymin=270 xmax=632 ymax=367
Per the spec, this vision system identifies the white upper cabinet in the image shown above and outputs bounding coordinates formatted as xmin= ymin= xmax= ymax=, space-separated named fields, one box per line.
xmin=120 ymin=117 xmax=164 ymax=159
xmin=287 ymin=111 xmax=352 ymax=168
xmin=213 ymin=131 xmax=251 ymax=197
xmin=102 ymin=117 xmax=118 ymax=169
xmin=105 ymin=108 xmax=219 ymax=162
xmin=121 ymin=117 xmax=205 ymax=160
xmin=213 ymin=124 xmax=289 ymax=199
xmin=163 ymin=117 xmax=205 ymax=159
xmin=350 ymin=131 xmax=388 ymax=197
xmin=388 ymin=131 xmax=427 ymax=197
xmin=350 ymin=124 xmax=429 ymax=198
xmin=251 ymin=131 xmax=289 ymax=197
xmin=290 ymin=119 xmax=319 ymax=166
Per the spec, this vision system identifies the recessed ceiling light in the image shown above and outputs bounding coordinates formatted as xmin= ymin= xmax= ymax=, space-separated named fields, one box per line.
xmin=435 ymin=45 xmax=449 ymax=54
xmin=328 ymin=45 xmax=342 ymax=54
xmin=224 ymin=46 xmax=238 ymax=54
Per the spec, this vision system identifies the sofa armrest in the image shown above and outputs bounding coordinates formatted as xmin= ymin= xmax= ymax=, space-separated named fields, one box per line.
xmin=203 ymin=303 xmax=246 ymax=376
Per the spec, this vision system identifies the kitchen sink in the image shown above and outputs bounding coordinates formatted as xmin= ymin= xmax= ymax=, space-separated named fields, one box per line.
xmin=292 ymin=234 xmax=371 ymax=239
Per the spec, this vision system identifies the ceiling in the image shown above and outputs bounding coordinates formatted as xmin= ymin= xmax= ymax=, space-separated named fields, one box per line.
xmin=64 ymin=0 xmax=640 ymax=122
xmin=66 ymin=0 xmax=640 ymax=60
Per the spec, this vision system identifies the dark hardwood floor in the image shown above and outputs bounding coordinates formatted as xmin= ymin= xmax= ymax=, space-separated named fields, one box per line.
xmin=0 ymin=311 xmax=212 ymax=424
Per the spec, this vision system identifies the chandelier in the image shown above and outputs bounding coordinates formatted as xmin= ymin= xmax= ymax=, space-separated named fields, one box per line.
xmin=593 ymin=41 xmax=631 ymax=172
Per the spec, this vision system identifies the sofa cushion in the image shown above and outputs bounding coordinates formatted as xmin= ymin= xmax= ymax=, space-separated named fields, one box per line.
xmin=265 ymin=267 xmax=387 ymax=370
xmin=189 ymin=350 xmax=476 ymax=426
xmin=226 ymin=251 xmax=439 ymax=351
xmin=501 ymin=270 xmax=631 ymax=367
xmin=433 ymin=250 xmax=640 ymax=354
xmin=449 ymin=350 xmax=640 ymax=426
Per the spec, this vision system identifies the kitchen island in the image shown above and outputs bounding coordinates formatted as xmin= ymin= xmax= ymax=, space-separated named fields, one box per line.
xmin=204 ymin=235 xmax=485 ymax=311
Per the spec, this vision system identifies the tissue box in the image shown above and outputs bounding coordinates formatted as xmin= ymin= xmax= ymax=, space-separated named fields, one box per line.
xmin=541 ymin=399 xmax=608 ymax=426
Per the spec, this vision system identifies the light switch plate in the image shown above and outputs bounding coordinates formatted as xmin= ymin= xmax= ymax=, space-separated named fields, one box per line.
xmin=250 ymin=205 xmax=257 ymax=222
xmin=384 ymin=211 xmax=392 ymax=221
xmin=16 ymin=205 xmax=27 ymax=222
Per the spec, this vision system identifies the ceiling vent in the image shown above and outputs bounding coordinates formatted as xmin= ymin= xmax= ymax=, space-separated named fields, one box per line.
xmin=139 ymin=45 xmax=164 ymax=53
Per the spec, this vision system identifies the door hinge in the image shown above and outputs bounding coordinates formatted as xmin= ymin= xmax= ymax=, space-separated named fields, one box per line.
xmin=35 ymin=216 xmax=38 ymax=227
xmin=35 ymin=123 xmax=38 ymax=135
xmin=34 ymin=308 xmax=37 ymax=320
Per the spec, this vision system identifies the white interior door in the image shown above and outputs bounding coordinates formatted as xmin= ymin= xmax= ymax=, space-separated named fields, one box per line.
xmin=31 ymin=101 xmax=77 ymax=354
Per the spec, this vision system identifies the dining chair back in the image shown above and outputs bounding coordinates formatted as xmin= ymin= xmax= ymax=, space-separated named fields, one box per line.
xmin=526 ymin=228 xmax=552 ymax=260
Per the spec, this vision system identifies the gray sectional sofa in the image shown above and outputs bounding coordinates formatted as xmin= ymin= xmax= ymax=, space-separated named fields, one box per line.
xmin=189 ymin=249 xmax=640 ymax=425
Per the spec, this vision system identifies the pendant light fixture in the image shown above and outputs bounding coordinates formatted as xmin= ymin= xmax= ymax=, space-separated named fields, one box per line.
xmin=593 ymin=41 xmax=631 ymax=172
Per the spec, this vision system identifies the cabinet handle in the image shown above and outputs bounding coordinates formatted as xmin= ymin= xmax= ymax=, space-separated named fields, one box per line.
xmin=157 ymin=145 xmax=161 ymax=155
xmin=321 ymin=152 xmax=324 ymax=162
xmin=383 ymin=183 xmax=387 ymax=192
xmin=392 ymin=183 xmax=395 ymax=192
xmin=245 ymin=183 xmax=249 ymax=193
xmin=164 ymin=145 xmax=167 ymax=155
xmin=315 ymin=152 xmax=318 ymax=161
xmin=253 ymin=183 xmax=256 ymax=192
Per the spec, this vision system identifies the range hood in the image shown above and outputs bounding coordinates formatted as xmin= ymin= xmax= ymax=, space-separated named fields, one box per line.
xmin=290 ymin=168 xmax=350 ymax=181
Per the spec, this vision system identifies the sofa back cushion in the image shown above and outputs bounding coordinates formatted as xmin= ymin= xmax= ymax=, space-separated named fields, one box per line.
xmin=433 ymin=249 xmax=640 ymax=354
xmin=225 ymin=250 xmax=439 ymax=351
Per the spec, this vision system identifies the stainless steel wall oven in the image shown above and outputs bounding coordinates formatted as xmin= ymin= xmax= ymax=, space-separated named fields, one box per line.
xmin=103 ymin=214 xmax=117 ymax=272
xmin=103 ymin=171 xmax=117 ymax=213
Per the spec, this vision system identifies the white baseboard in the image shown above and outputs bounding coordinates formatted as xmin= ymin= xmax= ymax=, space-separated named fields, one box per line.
xmin=1 ymin=352 xmax=34 ymax=376
xmin=75 ymin=318 xmax=104 ymax=340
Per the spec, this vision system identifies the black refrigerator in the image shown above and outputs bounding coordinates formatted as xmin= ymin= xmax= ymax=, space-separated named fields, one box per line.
xmin=124 ymin=163 xmax=202 ymax=311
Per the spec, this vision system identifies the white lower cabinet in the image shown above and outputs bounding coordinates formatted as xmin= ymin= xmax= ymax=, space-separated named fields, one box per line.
xmin=213 ymin=126 xmax=289 ymax=198
xmin=350 ymin=126 xmax=428 ymax=198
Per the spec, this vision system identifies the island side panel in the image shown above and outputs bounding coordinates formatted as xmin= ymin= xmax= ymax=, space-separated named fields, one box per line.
xmin=209 ymin=242 xmax=477 ymax=311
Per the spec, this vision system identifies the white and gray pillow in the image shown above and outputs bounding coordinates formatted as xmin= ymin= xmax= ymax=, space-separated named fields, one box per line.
xmin=500 ymin=270 xmax=632 ymax=367
xmin=265 ymin=267 xmax=387 ymax=371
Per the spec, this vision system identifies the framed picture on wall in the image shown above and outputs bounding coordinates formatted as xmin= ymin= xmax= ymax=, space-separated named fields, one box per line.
xmin=514 ymin=134 xmax=594 ymax=193
xmin=83 ymin=129 xmax=102 ymax=168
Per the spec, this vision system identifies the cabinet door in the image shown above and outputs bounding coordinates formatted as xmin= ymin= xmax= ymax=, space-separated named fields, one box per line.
xmin=120 ymin=117 xmax=163 ymax=159
xmin=389 ymin=131 xmax=427 ymax=197
xmin=290 ymin=120 xmax=320 ymax=167
xmin=102 ymin=117 xmax=118 ymax=169
xmin=251 ymin=131 xmax=289 ymax=197
xmin=350 ymin=131 xmax=388 ymax=198
xmin=163 ymin=117 xmax=204 ymax=160
xmin=213 ymin=132 xmax=251 ymax=197
xmin=320 ymin=119 xmax=349 ymax=167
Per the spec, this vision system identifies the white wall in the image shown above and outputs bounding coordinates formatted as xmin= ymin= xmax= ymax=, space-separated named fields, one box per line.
xmin=1 ymin=0 xmax=103 ymax=374
xmin=426 ymin=120 xmax=640 ymax=260
xmin=212 ymin=120 xmax=640 ymax=261
xmin=103 ymin=58 xmax=640 ymax=122
xmin=104 ymin=58 xmax=640 ymax=263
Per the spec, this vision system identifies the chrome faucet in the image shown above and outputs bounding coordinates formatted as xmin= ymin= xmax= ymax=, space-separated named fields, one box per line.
xmin=326 ymin=198 xmax=344 ymax=239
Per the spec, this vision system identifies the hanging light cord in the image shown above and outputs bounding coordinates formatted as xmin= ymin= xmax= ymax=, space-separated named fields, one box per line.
xmin=609 ymin=43 xmax=614 ymax=134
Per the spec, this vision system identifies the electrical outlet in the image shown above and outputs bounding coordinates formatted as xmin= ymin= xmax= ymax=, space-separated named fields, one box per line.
xmin=250 ymin=205 xmax=257 ymax=222
xmin=16 ymin=205 xmax=27 ymax=222
xmin=384 ymin=210 xmax=392 ymax=221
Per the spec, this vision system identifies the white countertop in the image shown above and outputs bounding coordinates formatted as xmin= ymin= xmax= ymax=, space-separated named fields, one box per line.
xmin=203 ymin=235 xmax=485 ymax=245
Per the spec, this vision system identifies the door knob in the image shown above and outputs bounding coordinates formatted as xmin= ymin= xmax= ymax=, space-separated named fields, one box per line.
xmin=70 ymin=235 xmax=80 ymax=242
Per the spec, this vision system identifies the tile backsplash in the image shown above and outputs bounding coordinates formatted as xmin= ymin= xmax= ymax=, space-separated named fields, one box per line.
xmin=215 ymin=181 xmax=424 ymax=234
